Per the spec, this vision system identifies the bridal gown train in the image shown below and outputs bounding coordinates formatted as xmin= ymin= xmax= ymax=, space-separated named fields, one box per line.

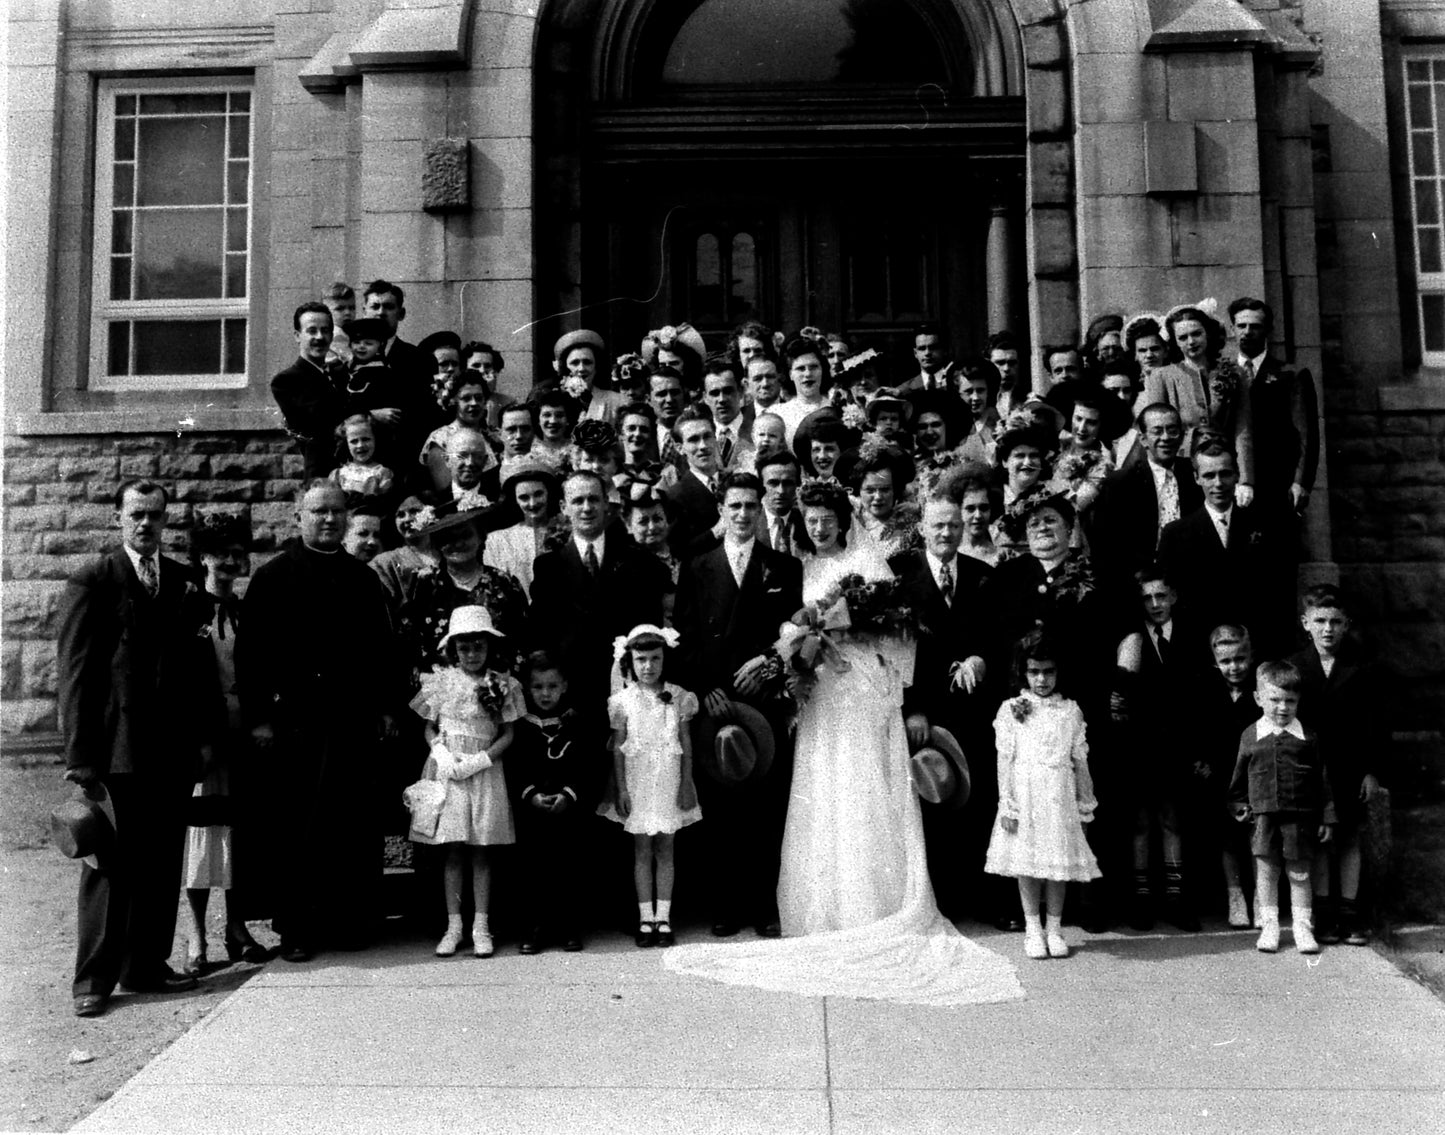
xmin=663 ymin=544 xmax=1023 ymax=1006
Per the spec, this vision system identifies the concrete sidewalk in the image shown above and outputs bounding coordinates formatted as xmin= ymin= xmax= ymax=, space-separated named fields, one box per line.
xmin=75 ymin=923 xmax=1445 ymax=1134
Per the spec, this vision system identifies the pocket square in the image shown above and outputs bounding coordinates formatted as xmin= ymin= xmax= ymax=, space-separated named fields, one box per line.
xmin=766 ymin=586 xmax=782 ymax=594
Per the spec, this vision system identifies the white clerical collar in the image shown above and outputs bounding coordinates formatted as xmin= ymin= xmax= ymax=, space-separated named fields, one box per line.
xmin=1256 ymin=718 xmax=1306 ymax=740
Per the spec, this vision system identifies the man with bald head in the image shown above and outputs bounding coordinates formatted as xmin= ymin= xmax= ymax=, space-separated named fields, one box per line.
xmin=444 ymin=426 xmax=496 ymax=504
xmin=237 ymin=482 xmax=401 ymax=962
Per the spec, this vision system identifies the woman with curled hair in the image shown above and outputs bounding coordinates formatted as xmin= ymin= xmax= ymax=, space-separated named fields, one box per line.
xmin=796 ymin=479 xmax=853 ymax=556
xmin=837 ymin=441 xmax=919 ymax=560
xmin=775 ymin=338 xmax=833 ymax=443
xmin=1143 ymin=303 xmax=1254 ymax=497
xmin=420 ymin=365 xmax=500 ymax=494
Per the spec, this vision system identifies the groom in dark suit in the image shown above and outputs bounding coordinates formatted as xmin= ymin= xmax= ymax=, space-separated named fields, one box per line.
xmin=58 ymin=481 xmax=216 ymax=1016
xmin=890 ymin=497 xmax=996 ymax=921
xmin=674 ymin=472 xmax=803 ymax=937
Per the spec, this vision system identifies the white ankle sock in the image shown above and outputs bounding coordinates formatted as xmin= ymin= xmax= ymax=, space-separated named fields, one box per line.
xmin=655 ymin=900 xmax=672 ymax=924
xmin=639 ymin=901 xmax=655 ymax=923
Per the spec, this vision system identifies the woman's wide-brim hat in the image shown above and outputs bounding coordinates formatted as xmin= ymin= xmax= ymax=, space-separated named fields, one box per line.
xmin=908 ymin=725 xmax=970 ymax=812
xmin=500 ymin=461 xmax=562 ymax=505
xmin=51 ymin=784 xmax=118 ymax=868
xmin=417 ymin=500 xmax=510 ymax=542
xmin=438 ymin=604 xmax=505 ymax=654
xmin=417 ymin=329 xmax=462 ymax=358
xmin=865 ymin=391 xmax=913 ymax=426
xmin=907 ymin=389 xmax=968 ymax=441
xmin=693 ymin=702 xmax=776 ymax=786
xmin=641 ymin=323 xmax=707 ymax=369
xmin=553 ymin=329 xmax=607 ymax=364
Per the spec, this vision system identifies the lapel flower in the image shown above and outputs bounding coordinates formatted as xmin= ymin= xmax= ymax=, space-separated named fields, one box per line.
xmin=1009 ymin=695 xmax=1034 ymax=723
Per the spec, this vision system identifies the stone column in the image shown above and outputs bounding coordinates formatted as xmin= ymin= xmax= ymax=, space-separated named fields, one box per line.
xmin=986 ymin=200 xmax=1018 ymax=336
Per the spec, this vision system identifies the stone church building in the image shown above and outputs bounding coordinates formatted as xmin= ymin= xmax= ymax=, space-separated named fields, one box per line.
xmin=3 ymin=0 xmax=1441 ymax=760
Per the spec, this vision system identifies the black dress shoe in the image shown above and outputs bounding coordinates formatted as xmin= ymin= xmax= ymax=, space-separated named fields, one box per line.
xmin=1164 ymin=903 xmax=1200 ymax=933
xmin=755 ymin=921 xmax=782 ymax=939
xmin=711 ymin=922 xmax=740 ymax=938
xmin=518 ymin=939 xmax=540 ymax=955
xmin=280 ymin=941 xmax=315 ymax=963
xmin=562 ymin=936 xmax=584 ymax=952
xmin=73 ymin=993 xmax=108 ymax=1018
xmin=994 ymin=915 xmax=1026 ymax=933
xmin=121 ymin=967 xmax=198 ymax=994
xmin=1081 ymin=910 xmax=1111 ymax=935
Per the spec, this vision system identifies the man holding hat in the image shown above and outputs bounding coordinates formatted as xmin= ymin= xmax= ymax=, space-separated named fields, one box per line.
xmin=272 ymin=301 xmax=348 ymax=479
xmin=674 ymin=471 xmax=803 ymax=937
xmin=554 ymin=330 xmax=626 ymax=423
xmin=57 ymin=481 xmax=219 ymax=1017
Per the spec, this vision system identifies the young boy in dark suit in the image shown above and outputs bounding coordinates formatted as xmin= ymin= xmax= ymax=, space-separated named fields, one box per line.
xmin=1291 ymin=586 xmax=1387 ymax=945
xmin=1190 ymin=624 xmax=1261 ymax=929
xmin=1229 ymin=660 xmax=1335 ymax=954
xmin=509 ymin=651 xmax=604 ymax=955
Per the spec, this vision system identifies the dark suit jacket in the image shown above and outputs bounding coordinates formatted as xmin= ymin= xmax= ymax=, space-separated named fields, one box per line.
xmin=56 ymin=549 xmax=214 ymax=779
xmin=888 ymin=550 xmax=994 ymax=732
xmin=1089 ymin=456 xmax=1203 ymax=588
xmin=271 ymin=356 xmax=347 ymax=478
xmin=1157 ymin=504 xmax=1272 ymax=660
xmin=1247 ymin=355 xmax=1319 ymax=498
xmin=1289 ymin=642 xmax=1387 ymax=822
xmin=755 ymin=507 xmax=807 ymax=558
xmin=674 ymin=541 xmax=802 ymax=699
xmin=664 ymin=470 xmax=721 ymax=558
xmin=530 ymin=529 xmax=669 ymax=697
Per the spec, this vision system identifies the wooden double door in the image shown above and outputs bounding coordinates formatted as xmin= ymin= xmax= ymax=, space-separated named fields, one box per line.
xmin=587 ymin=157 xmax=993 ymax=381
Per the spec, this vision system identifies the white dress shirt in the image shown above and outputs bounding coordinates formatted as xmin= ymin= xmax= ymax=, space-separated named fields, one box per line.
xmin=723 ymin=536 xmax=756 ymax=587
xmin=572 ymin=531 xmax=606 ymax=566
xmin=1256 ymin=717 xmax=1307 ymax=741
xmin=1204 ymin=502 xmax=1234 ymax=548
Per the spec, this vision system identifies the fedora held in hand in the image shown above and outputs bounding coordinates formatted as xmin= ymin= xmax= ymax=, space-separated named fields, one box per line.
xmin=51 ymin=784 xmax=118 ymax=870
xmin=693 ymin=702 xmax=776 ymax=786
xmin=907 ymin=725 xmax=971 ymax=811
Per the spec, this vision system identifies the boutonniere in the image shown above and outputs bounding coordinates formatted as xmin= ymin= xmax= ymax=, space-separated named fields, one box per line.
xmin=183 ymin=581 xmax=198 ymax=597
xmin=657 ymin=689 xmax=673 ymax=705
xmin=196 ymin=623 xmax=213 ymax=639
xmin=1009 ymin=695 xmax=1034 ymax=723
xmin=1248 ymin=530 xmax=1263 ymax=546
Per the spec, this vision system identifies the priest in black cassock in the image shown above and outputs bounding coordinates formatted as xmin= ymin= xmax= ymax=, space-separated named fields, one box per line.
xmin=237 ymin=481 xmax=402 ymax=961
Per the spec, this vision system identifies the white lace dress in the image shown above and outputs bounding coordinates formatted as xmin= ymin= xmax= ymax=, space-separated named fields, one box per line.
xmin=663 ymin=543 xmax=1024 ymax=1006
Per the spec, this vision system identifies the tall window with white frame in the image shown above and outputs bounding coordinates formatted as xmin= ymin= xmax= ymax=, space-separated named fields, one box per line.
xmin=1404 ymin=57 xmax=1445 ymax=368
xmin=90 ymin=80 xmax=253 ymax=390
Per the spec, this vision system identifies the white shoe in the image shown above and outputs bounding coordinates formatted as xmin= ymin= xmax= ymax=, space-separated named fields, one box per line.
xmin=1227 ymin=890 xmax=1251 ymax=929
xmin=436 ymin=920 xmax=463 ymax=957
xmin=1256 ymin=910 xmax=1280 ymax=953
xmin=472 ymin=922 xmax=494 ymax=958
xmin=1045 ymin=927 xmax=1071 ymax=959
xmin=1293 ymin=917 xmax=1320 ymax=955
xmin=1023 ymin=923 xmax=1048 ymax=960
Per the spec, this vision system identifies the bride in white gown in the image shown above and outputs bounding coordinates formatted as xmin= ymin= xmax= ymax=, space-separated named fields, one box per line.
xmin=664 ymin=485 xmax=1022 ymax=1006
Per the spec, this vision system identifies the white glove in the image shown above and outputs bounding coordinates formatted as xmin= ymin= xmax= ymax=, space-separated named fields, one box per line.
xmin=449 ymin=750 xmax=493 ymax=780
xmin=429 ymin=742 xmax=456 ymax=780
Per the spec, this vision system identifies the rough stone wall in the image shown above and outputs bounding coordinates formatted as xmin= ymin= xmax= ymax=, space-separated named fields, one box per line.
xmin=2 ymin=430 xmax=298 ymax=737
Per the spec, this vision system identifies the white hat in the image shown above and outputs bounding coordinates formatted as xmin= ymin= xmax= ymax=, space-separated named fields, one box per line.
xmin=438 ymin=605 xmax=504 ymax=654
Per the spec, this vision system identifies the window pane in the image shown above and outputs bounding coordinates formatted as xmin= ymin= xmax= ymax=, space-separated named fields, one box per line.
xmin=1413 ymin=130 xmax=1436 ymax=176
xmin=1417 ymin=181 xmax=1440 ymax=225
xmin=693 ymin=233 xmax=722 ymax=318
xmin=224 ymin=319 xmax=247 ymax=373
xmin=114 ymin=164 xmax=134 ymax=204
xmin=1422 ymin=294 xmax=1445 ymax=353
xmin=137 ymin=116 xmax=225 ymax=206
xmin=226 ymin=207 xmax=248 ymax=251
xmin=134 ymin=208 xmax=224 ymax=299
xmin=140 ymin=93 xmax=226 ymax=115
xmin=114 ymin=117 xmax=135 ymax=162
xmin=225 ymin=253 xmax=247 ymax=299
xmin=228 ymin=119 xmax=250 ymax=159
xmin=227 ymin=162 xmax=249 ymax=204
xmin=110 ymin=257 xmax=133 ymax=301
xmin=849 ymin=228 xmax=887 ymax=320
xmin=731 ymin=232 xmax=757 ymax=315
xmin=112 ymin=211 xmax=133 ymax=254
xmin=116 ymin=94 xmax=137 ymax=116
xmin=133 ymin=319 xmax=222 ymax=375
xmin=1421 ymin=228 xmax=1443 ymax=274
xmin=229 ymin=91 xmax=250 ymax=113
xmin=107 ymin=321 xmax=131 ymax=375
xmin=890 ymin=224 xmax=925 ymax=316
xmin=662 ymin=0 xmax=948 ymax=86
xmin=1410 ymin=83 xmax=1433 ymax=127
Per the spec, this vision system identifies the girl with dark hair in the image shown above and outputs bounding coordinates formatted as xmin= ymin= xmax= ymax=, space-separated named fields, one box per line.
xmin=775 ymin=338 xmax=833 ymax=441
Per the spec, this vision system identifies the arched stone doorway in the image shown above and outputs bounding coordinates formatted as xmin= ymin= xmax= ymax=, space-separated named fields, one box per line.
xmin=535 ymin=0 xmax=1058 ymax=378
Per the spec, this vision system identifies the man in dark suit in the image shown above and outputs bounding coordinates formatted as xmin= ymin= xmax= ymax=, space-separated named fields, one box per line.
xmin=58 ymin=481 xmax=216 ymax=1016
xmin=755 ymin=450 xmax=806 ymax=558
xmin=530 ymin=470 xmax=670 ymax=711
xmin=663 ymin=406 xmax=723 ymax=556
xmin=362 ymin=278 xmax=446 ymax=464
xmin=1158 ymin=442 xmax=1279 ymax=661
xmin=237 ymin=482 xmax=402 ymax=962
xmin=701 ymin=359 xmax=756 ymax=473
xmin=1088 ymin=403 xmax=1203 ymax=620
xmin=890 ymin=497 xmax=996 ymax=921
xmin=271 ymin=301 xmax=347 ymax=479
xmin=674 ymin=472 xmax=803 ymax=937
xmin=896 ymin=322 xmax=952 ymax=393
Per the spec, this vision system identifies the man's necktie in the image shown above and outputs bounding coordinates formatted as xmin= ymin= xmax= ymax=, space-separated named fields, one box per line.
xmin=584 ymin=543 xmax=599 ymax=577
xmin=1217 ymin=513 xmax=1229 ymax=547
xmin=1154 ymin=624 xmax=1170 ymax=664
xmin=939 ymin=559 xmax=954 ymax=607
xmin=1157 ymin=468 xmax=1180 ymax=532
xmin=720 ymin=430 xmax=734 ymax=468
xmin=137 ymin=555 xmax=159 ymax=598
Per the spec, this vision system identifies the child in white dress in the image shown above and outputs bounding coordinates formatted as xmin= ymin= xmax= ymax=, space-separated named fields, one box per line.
xmin=599 ymin=624 xmax=700 ymax=948
xmin=408 ymin=605 xmax=525 ymax=958
xmin=985 ymin=630 xmax=1101 ymax=960
xmin=329 ymin=413 xmax=396 ymax=500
